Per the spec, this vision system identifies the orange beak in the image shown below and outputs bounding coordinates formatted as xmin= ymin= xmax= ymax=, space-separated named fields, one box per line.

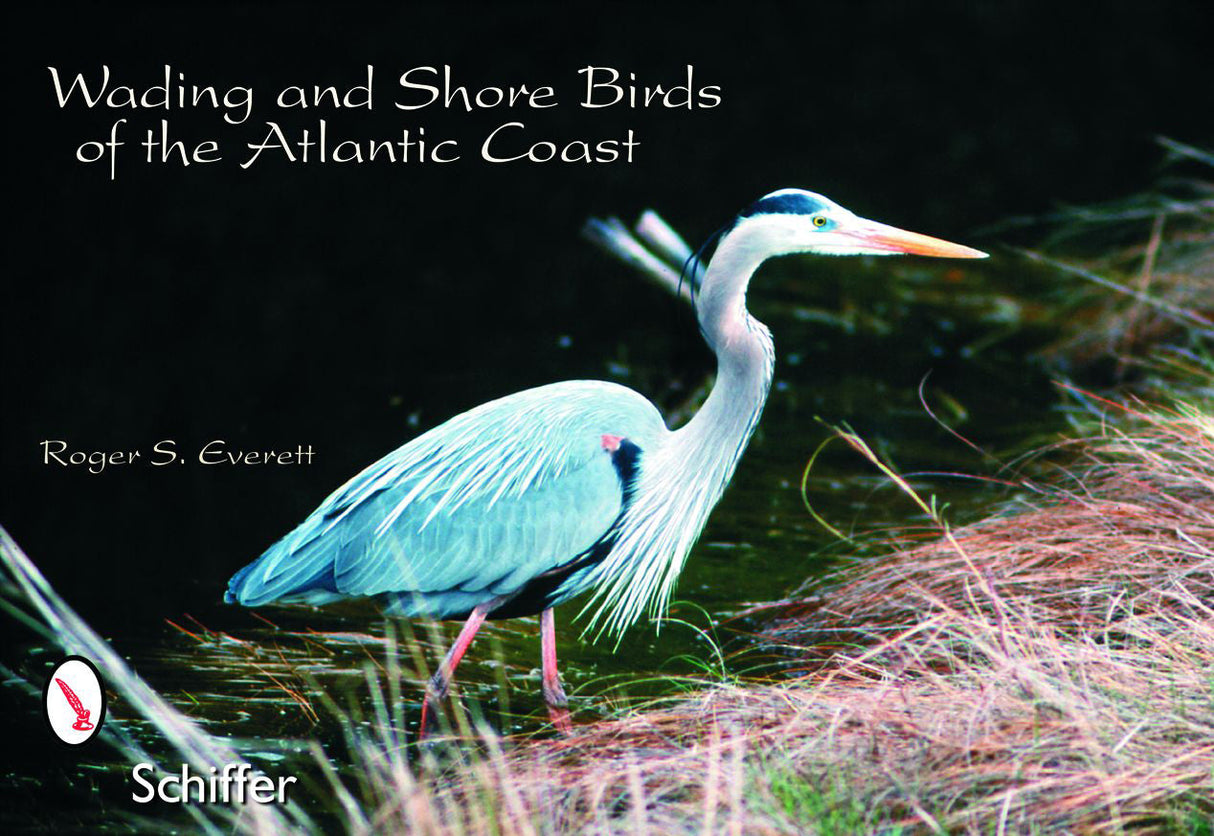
xmin=845 ymin=218 xmax=988 ymax=259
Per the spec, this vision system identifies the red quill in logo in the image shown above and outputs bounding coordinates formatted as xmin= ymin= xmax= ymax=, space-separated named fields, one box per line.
xmin=55 ymin=677 xmax=95 ymax=731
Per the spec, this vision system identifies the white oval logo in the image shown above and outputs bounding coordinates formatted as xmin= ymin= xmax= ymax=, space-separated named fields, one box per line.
xmin=43 ymin=656 xmax=106 ymax=745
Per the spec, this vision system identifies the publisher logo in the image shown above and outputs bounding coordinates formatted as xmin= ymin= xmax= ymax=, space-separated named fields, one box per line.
xmin=43 ymin=656 xmax=106 ymax=745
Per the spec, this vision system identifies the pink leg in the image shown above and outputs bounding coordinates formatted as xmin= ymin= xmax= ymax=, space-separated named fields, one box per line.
xmin=541 ymin=608 xmax=572 ymax=734
xmin=419 ymin=604 xmax=489 ymax=738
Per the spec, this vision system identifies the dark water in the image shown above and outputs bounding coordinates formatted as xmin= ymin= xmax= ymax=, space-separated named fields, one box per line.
xmin=3 ymin=1 xmax=1209 ymax=828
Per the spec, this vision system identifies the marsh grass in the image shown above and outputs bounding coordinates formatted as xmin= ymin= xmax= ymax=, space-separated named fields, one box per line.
xmin=304 ymin=390 xmax=1206 ymax=835
xmin=1015 ymin=139 xmax=1212 ymax=374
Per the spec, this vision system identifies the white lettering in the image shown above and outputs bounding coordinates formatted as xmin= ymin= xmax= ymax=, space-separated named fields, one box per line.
xmin=130 ymin=762 xmax=296 ymax=804
xmin=131 ymin=763 xmax=155 ymax=803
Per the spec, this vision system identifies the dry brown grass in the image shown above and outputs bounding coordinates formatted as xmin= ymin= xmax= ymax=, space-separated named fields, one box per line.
xmin=318 ymin=397 xmax=1211 ymax=835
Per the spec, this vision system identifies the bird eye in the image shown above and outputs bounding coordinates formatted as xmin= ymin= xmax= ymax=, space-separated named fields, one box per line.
xmin=812 ymin=215 xmax=828 ymax=228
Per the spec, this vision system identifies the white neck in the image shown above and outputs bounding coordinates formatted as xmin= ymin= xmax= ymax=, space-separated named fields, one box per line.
xmin=677 ymin=223 xmax=776 ymax=462
xmin=580 ymin=222 xmax=779 ymax=639
xmin=642 ymin=225 xmax=777 ymax=615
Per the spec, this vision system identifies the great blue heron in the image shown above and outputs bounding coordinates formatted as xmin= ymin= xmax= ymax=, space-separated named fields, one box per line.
xmin=225 ymin=188 xmax=987 ymax=734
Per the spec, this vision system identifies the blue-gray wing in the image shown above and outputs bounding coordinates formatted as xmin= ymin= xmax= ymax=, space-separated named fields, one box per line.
xmin=226 ymin=381 xmax=667 ymax=617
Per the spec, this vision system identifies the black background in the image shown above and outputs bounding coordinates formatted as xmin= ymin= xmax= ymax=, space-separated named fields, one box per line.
xmin=3 ymin=2 xmax=1210 ymax=638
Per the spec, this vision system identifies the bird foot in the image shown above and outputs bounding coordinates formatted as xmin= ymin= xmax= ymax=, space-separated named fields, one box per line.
xmin=542 ymin=676 xmax=572 ymax=735
xmin=418 ymin=676 xmax=449 ymax=741
xmin=546 ymin=703 xmax=573 ymax=735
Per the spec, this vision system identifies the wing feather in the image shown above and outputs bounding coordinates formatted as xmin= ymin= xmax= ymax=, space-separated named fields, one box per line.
xmin=226 ymin=381 xmax=666 ymax=617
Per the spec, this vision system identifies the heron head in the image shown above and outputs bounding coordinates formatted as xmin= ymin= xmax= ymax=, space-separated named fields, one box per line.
xmin=734 ymin=188 xmax=988 ymax=259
